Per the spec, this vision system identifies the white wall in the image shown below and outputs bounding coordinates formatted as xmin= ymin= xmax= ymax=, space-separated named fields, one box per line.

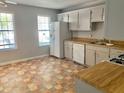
xmin=105 ymin=0 xmax=124 ymax=40
xmin=0 ymin=4 xmax=58 ymax=63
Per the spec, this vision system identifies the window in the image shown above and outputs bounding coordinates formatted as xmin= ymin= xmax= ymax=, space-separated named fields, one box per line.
xmin=0 ymin=13 xmax=16 ymax=50
xmin=37 ymin=16 xmax=50 ymax=46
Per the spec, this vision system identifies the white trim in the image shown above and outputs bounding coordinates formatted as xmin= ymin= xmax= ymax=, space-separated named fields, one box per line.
xmin=0 ymin=47 xmax=17 ymax=52
xmin=0 ymin=54 xmax=49 ymax=66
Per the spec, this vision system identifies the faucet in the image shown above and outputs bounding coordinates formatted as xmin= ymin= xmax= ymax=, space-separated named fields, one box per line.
xmin=108 ymin=39 xmax=111 ymax=44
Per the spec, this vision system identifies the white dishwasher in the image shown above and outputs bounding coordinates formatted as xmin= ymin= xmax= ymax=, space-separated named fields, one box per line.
xmin=73 ymin=43 xmax=85 ymax=65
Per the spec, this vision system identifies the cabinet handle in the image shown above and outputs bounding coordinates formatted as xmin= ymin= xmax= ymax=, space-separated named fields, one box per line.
xmin=102 ymin=8 xmax=104 ymax=20
xmin=90 ymin=10 xmax=92 ymax=29
xmin=68 ymin=15 xmax=69 ymax=22
xmin=90 ymin=10 xmax=92 ymax=20
xmin=77 ymin=12 xmax=80 ymax=28
xmin=95 ymin=51 xmax=96 ymax=64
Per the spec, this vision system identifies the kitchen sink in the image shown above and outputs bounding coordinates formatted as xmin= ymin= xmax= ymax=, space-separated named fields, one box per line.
xmin=89 ymin=41 xmax=114 ymax=46
xmin=89 ymin=41 xmax=106 ymax=45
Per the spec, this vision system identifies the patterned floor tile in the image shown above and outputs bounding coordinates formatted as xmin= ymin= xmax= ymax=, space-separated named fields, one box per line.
xmin=0 ymin=56 xmax=85 ymax=93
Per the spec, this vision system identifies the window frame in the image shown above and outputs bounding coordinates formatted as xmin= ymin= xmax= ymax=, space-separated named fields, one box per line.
xmin=0 ymin=12 xmax=17 ymax=51
xmin=37 ymin=15 xmax=51 ymax=47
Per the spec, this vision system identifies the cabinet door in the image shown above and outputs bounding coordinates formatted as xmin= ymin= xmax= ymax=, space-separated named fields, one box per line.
xmin=91 ymin=5 xmax=105 ymax=22
xmin=64 ymin=41 xmax=73 ymax=59
xmin=69 ymin=12 xmax=79 ymax=31
xmin=58 ymin=14 xmax=69 ymax=22
xmin=63 ymin=13 xmax=69 ymax=22
xmin=102 ymin=6 xmax=105 ymax=21
xmin=78 ymin=9 xmax=91 ymax=31
xmin=58 ymin=14 xmax=63 ymax=21
xmin=110 ymin=48 xmax=124 ymax=58
xmin=64 ymin=46 xmax=69 ymax=58
xmin=73 ymin=44 xmax=85 ymax=65
xmin=95 ymin=49 xmax=109 ymax=64
xmin=86 ymin=48 xmax=95 ymax=66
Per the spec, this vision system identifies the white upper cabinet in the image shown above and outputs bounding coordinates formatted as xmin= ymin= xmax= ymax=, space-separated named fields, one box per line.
xmin=58 ymin=13 xmax=69 ymax=22
xmin=69 ymin=11 xmax=79 ymax=31
xmin=63 ymin=13 xmax=69 ymax=22
xmin=58 ymin=14 xmax=63 ymax=21
xmin=78 ymin=8 xmax=91 ymax=31
xmin=69 ymin=9 xmax=91 ymax=31
xmin=58 ymin=4 xmax=105 ymax=31
xmin=91 ymin=5 xmax=105 ymax=22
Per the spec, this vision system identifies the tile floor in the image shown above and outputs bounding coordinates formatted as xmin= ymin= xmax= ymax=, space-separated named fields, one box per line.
xmin=0 ymin=56 xmax=85 ymax=93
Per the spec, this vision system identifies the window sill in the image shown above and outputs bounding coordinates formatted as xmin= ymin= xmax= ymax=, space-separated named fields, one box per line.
xmin=39 ymin=44 xmax=50 ymax=47
xmin=0 ymin=48 xmax=17 ymax=52
xmin=39 ymin=42 xmax=50 ymax=47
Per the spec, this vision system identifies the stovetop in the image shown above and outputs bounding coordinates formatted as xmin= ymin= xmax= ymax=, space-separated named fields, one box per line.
xmin=110 ymin=54 xmax=124 ymax=65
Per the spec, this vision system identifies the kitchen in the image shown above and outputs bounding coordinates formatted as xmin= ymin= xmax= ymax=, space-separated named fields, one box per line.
xmin=0 ymin=0 xmax=124 ymax=93
xmin=50 ymin=0 xmax=124 ymax=93
xmin=51 ymin=0 xmax=124 ymax=66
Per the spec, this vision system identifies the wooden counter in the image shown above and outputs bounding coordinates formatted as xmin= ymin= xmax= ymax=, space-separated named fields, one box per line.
xmin=75 ymin=62 xmax=124 ymax=93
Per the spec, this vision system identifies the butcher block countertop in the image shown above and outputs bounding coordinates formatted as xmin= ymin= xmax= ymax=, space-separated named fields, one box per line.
xmin=75 ymin=62 xmax=124 ymax=93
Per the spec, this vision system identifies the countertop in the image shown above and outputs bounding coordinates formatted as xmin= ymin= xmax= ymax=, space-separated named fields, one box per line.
xmin=75 ymin=62 xmax=124 ymax=93
xmin=66 ymin=39 xmax=124 ymax=50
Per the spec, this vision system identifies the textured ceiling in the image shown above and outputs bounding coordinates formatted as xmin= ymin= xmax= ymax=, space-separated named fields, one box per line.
xmin=8 ymin=0 xmax=104 ymax=9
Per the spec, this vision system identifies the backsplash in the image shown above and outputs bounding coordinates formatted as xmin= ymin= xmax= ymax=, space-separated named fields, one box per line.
xmin=72 ymin=22 xmax=105 ymax=39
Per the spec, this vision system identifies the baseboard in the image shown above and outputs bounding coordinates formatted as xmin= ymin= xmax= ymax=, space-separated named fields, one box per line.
xmin=0 ymin=54 xmax=49 ymax=66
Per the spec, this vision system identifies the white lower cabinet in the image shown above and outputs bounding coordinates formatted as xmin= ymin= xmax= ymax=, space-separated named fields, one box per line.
xmin=64 ymin=41 xmax=73 ymax=60
xmin=73 ymin=43 xmax=85 ymax=65
xmin=86 ymin=48 xmax=96 ymax=66
xmin=95 ymin=47 xmax=109 ymax=64
xmin=64 ymin=41 xmax=124 ymax=67
xmin=86 ymin=45 xmax=109 ymax=67
xmin=69 ymin=11 xmax=79 ymax=31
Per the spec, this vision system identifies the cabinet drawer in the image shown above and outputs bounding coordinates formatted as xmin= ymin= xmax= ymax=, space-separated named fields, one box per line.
xmin=86 ymin=45 xmax=95 ymax=50
xmin=86 ymin=45 xmax=109 ymax=52
xmin=95 ymin=47 xmax=109 ymax=52
xmin=64 ymin=41 xmax=73 ymax=46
